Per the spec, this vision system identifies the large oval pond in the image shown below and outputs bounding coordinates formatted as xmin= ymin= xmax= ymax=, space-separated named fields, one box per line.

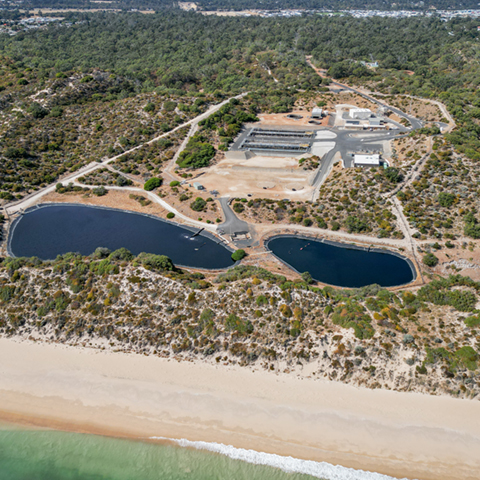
xmin=267 ymin=236 xmax=415 ymax=288
xmin=9 ymin=204 xmax=234 ymax=269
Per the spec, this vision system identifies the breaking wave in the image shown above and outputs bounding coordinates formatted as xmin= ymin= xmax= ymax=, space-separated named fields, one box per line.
xmin=150 ymin=437 xmax=414 ymax=480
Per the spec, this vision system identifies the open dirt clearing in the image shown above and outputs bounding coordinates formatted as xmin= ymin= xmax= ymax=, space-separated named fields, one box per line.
xmin=198 ymin=154 xmax=316 ymax=200
xmin=257 ymin=112 xmax=330 ymax=127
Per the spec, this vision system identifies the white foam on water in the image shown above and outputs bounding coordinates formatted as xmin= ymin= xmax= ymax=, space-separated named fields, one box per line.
xmin=150 ymin=436 xmax=414 ymax=480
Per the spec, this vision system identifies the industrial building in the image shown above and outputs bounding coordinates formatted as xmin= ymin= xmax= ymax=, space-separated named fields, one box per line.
xmin=349 ymin=108 xmax=372 ymax=119
xmin=311 ymin=107 xmax=323 ymax=119
xmin=354 ymin=154 xmax=381 ymax=167
xmin=239 ymin=128 xmax=314 ymax=154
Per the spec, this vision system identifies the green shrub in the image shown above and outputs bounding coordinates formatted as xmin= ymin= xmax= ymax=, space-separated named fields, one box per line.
xmin=438 ymin=192 xmax=456 ymax=208
xmin=345 ymin=215 xmax=369 ymax=233
xmin=417 ymin=275 xmax=478 ymax=312
xmin=331 ymin=299 xmax=375 ymax=339
xmin=256 ymin=295 xmax=268 ymax=306
xmin=190 ymin=197 xmax=206 ymax=211
xmin=92 ymin=186 xmax=107 ymax=196
xmin=233 ymin=202 xmax=244 ymax=213
xmin=301 ymin=271 xmax=313 ymax=284
xmin=177 ymin=134 xmax=215 ymax=169
xmin=144 ymin=102 xmax=155 ymax=113
xmin=331 ymin=221 xmax=340 ymax=231
xmin=231 ymin=249 xmax=246 ymax=261
xmin=423 ymin=253 xmax=439 ymax=267
xmin=163 ymin=100 xmax=177 ymax=112
xmin=166 ymin=212 xmax=175 ymax=219
xmin=464 ymin=315 xmax=480 ymax=327
xmin=109 ymin=248 xmax=134 ymax=261
xmin=136 ymin=253 xmax=174 ymax=271
xmin=383 ymin=167 xmax=402 ymax=183
xmin=225 ymin=313 xmax=253 ymax=335
xmin=144 ymin=177 xmax=163 ymax=191
xmin=170 ymin=181 xmax=181 ymax=187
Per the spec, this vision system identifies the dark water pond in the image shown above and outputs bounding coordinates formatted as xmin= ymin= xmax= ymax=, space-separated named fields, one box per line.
xmin=267 ymin=236 xmax=414 ymax=288
xmin=9 ymin=204 xmax=234 ymax=269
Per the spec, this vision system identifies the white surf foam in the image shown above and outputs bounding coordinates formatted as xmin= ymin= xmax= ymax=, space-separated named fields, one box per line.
xmin=150 ymin=436 xmax=415 ymax=480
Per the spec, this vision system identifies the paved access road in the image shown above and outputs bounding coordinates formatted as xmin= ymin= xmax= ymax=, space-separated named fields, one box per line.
xmin=218 ymin=197 xmax=250 ymax=235
xmin=309 ymin=128 xmax=409 ymax=200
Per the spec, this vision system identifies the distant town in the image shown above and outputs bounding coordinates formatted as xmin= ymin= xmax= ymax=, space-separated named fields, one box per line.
xmin=200 ymin=8 xmax=480 ymax=19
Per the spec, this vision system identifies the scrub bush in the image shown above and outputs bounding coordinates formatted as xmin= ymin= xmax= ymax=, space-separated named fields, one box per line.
xmin=231 ymin=249 xmax=246 ymax=261
xmin=144 ymin=177 xmax=163 ymax=191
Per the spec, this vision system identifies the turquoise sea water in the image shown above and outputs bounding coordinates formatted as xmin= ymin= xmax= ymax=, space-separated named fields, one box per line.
xmin=0 ymin=426 xmax=321 ymax=480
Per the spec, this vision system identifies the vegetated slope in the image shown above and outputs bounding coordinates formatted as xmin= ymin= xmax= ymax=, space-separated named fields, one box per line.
xmin=0 ymin=65 xmax=210 ymax=201
xmin=1 ymin=253 xmax=479 ymax=399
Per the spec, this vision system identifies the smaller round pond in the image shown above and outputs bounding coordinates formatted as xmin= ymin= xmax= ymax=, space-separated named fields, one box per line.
xmin=9 ymin=204 xmax=234 ymax=270
xmin=266 ymin=236 xmax=415 ymax=288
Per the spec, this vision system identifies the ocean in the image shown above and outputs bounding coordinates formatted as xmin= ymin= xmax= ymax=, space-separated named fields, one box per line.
xmin=0 ymin=424 xmax=405 ymax=480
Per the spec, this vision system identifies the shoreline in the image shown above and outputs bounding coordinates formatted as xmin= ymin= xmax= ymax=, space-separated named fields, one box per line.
xmin=0 ymin=337 xmax=479 ymax=480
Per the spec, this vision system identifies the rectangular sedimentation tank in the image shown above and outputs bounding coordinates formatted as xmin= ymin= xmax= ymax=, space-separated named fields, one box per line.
xmin=240 ymin=128 xmax=314 ymax=153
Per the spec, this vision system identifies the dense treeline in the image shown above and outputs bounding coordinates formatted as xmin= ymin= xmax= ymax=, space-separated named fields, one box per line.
xmin=0 ymin=13 xmax=477 ymax=91
xmin=18 ymin=0 xmax=480 ymax=11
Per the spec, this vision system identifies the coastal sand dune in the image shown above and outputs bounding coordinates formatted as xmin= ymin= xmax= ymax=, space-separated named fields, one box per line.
xmin=0 ymin=338 xmax=479 ymax=480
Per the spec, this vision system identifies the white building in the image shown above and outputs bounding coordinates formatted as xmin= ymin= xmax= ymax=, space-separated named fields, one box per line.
xmin=354 ymin=154 xmax=381 ymax=167
xmin=312 ymin=107 xmax=323 ymax=118
xmin=349 ymin=108 xmax=372 ymax=119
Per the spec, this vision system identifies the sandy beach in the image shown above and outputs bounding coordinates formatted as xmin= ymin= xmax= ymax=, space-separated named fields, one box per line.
xmin=0 ymin=337 xmax=479 ymax=480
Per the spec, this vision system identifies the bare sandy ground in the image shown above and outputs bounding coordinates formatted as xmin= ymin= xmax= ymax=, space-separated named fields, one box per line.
xmin=0 ymin=337 xmax=479 ymax=480
xmin=199 ymin=154 xmax=316 ymax=199
xmin=257 ymin=112 xmax=330 ymax=128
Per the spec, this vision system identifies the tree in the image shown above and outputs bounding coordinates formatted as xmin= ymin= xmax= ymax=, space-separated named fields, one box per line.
xmin=232 ymin=249 xmax=246 ymax=261
xmin=438 ymin=192 xmax=455 ymax=207
xmin=144 ymin=177 xmax=163 ymax=191
xmin=4 ymin=147 xmax=27 ymax=159
xmin=233 ymin=202 xmax=244 ymax=213
xmin=345 ymin=215 xmax=369 ymax=233
xmin=144 ymin=102 xmax=155 ymax=113
xmin=109 ymin=248 xmax=134 ymax=261
xmin=383 ymin=167 xmax=402 ymax=183
xmin=331 ymin=221 xmax=340 ymax=231
xmin=177 ymin=135 xmax=215 ymax=169
xmin=190 ymin=197 xmax=206 ymax=211
xmin=28 ymin=102 xmax=48 ymax=119
xmin=136 ymin=253 xmax=174 ymax=271
xmin=92 ymin=186 xmax=107 ymax=196
xmin=92 ymin=247 xmax=111 ymax=259
xmin=301 ymin=271 xmax=313 ymax=284
xmin=225 ymin=313 xmax=253 ymax=335
xmin=423 ymin=253 xmax=439 ymax=267
xmin=464 ymin=212 xmax=480 ymax=239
